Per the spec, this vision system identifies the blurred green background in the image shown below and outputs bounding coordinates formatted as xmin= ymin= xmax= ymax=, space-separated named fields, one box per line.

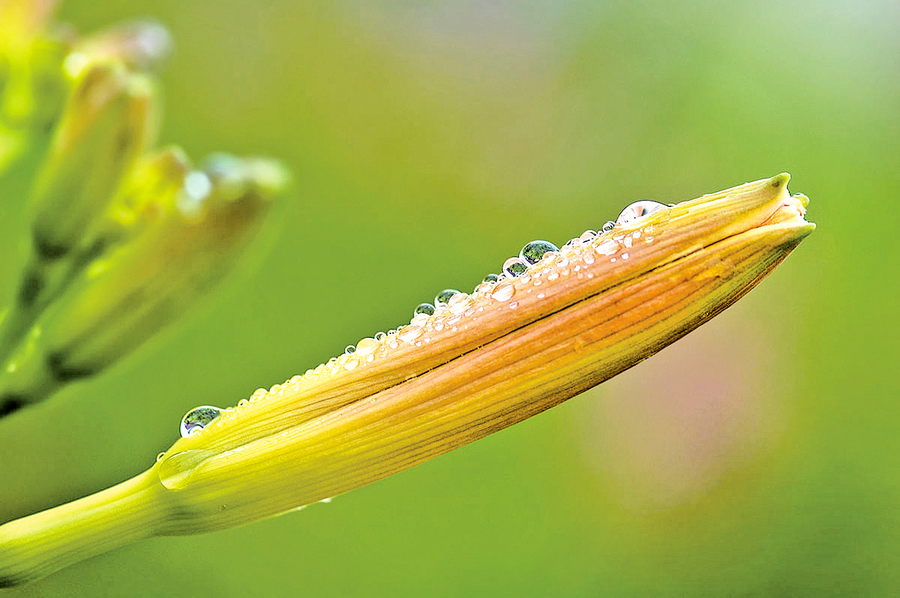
xmin=1 ymin=0 xmax=897 ymax=595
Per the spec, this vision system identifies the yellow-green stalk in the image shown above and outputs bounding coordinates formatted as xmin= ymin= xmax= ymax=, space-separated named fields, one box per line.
xmin=0 ymin=174 xmax=814 ymax=586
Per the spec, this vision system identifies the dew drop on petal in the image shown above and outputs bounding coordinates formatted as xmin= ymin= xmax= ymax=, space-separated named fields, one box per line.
xmin=595 ymin=239 xmax=619 ymax=256
xmin=601 ymin=221 xmax=615 ymax=232
xmin=483 ymin=273 xmax=500 ymax=283
xmin=520 ymin=240 xmax=559 ymax=265
xmin=434 ymin=289 xmax=460 ymax=308
xmin=398 ymin=325 xmax=424 ymax=342
xmin=180 ymin=406 xmax=223 ymax=437
xmin=615 ymin=200 xmax=667 ymax=226
xmin=491 ymin=282 xmax=516 ymax=301
xmin=374 ymin=331 xmax=386 ymax=341
xmin=343 ymin=356 xmax=360 ymax=370
xmin=503 ymin=257 xmax=529 ymax=277
xmin=414 ymin=303 xmax=435 ymax=316
xmin=355 ymin=337 xmax=380 ymax=357
xmin=344 ymin=344 xmax=356 ymax=355
xmin=447 ymin=292 xmax=474 ymax=314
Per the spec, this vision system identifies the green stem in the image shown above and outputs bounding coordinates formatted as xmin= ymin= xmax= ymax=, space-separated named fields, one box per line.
xmin=0 ymin=470 xmax=168 ymax=587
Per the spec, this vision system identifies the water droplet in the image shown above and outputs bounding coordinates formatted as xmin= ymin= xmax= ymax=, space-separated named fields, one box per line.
xmin=474 ymin=282 xmax=493 ymax=294
xmin=503 ymin=257 xmax=528 ymax=277
xmin=520 ymin=240 xmax=560 ymax=265
xmin=398 ymin=325 xmax=424 ymax=342
xmin=615 ymin=201 xmax=667 ymax=226
xmin=344 ymin=344 xmax=356 ymax=354
xmin=491 ymin=282 xmax=516 ymax=301
xmin=319 ymin=497 xmax=334 ymax=504
xmin=180 ymin=406 xmax=223 ymax=437
xmin=355 ymin=337 xmax=380 ymax=357
xmin=547 ymin=271 xmax=559 ymax=281
xmin=434 ymin=289 xmax=460 ymax=307
xmin=621 ymin=252 xmax=630 ymax=260
xmin=579 ymin=230 xmax=597 ymax=242
xmin=414 ymin=303 xmax=435 ymax=316
xmin=483 ymin=273 xmax=500 ymax=283
xmin=602 ymin=221 xmax=615 ymax=232
xmin=583 ymin=253 xmax=595 ymax=265
xmin=447 ymin=292 xmax=473 ymax=314
xmin=508 ymin=301 xmax=519 ymax=309
xmin=238 ymin=399 xmax=250 ymax=407
xmin=374 ymin=331 xmax=387 ymax=341
xmin=595 ymin=239 xmax=618 ymax=256
xmin=156 ymin=452 xmax=166 ymax=462
xmin=411 ymin=313 xmax=430 ymax=327
xmin=343 ymin=356 xmax=360 ymax=370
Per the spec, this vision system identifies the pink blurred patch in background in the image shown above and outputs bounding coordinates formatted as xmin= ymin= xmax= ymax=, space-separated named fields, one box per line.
xmin=578 ymin=305 xmax=793 ymax=512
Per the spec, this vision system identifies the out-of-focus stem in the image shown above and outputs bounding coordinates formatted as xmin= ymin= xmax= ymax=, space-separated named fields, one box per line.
xmin=0 ymin=470 xmax=167 ymax=588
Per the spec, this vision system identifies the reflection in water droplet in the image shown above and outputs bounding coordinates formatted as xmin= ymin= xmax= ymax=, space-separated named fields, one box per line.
xmin=602 ymin=221 xmax=615 ymax=232
xmin=180 ymin=406 xmax=223 ymax=437
xmin=156 ymin=452 xmax=166 ymax=462
xmin=503 ymin=257 xmax=528 ymax=277
xmin=434 ymin=289 xmax=460 ymax=307
xmin=414 ymin=303 xmax=435 ymax=316
xmin=491 ymin=282 xmax=516 ymax=301
xmin=447 ymin=292 xmax=474 ymax=314
xmin=344 ymin=344 xmax=356 ymax=355
xmin=344 ymin=356 xmax=360 ymax=370
xmin=483 ymin=273 xmax=500 ymax=283
xmin=520 ymin=240 xmax=559 ymax=264
xmin=615 ymin=200 xmax=667 ymax=226
xmin=374 ymin=331 xmax=386 ymax=341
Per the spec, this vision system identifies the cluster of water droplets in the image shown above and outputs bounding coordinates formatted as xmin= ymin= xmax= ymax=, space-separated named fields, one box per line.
xmin=174 ymin=199 xmax=669 ymax=439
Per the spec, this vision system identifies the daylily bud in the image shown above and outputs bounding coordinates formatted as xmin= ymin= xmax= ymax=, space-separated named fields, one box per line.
xmin=87 ymin=145 xmax=191 ymax=251
xmin=30 ymin=61 xmax=157 ymax=258
xmin=0 ymin=174 xmax=813 ymax=585
xmin=0 ymin=155 xmax=287 ymax=410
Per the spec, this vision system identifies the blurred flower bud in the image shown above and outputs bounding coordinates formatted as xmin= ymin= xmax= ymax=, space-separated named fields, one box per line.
xmin=0 ymin=155 xmax=289 ymax=411
xmin=29 ymin=61 xmax=158 ymax=259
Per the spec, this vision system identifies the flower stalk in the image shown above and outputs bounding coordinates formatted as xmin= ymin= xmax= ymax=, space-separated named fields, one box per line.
xmin=0 ymin=174 xmax=814 ymax=586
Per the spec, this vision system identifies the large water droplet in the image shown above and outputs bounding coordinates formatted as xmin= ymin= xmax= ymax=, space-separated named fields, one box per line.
xmin=414 ymin=303 xmax=435 ymax=316
xmin=520 ymin=240 xmax=559 ymax=265
xmin=447 ymin=292 xmax=473 ymax=314
xmin=615 ymin=201 xmax=667 ymax=226
xmin=355 ymin=337 xmax=380 ymax=357
xmin=503 ymin=257 xmax=528 ymax=277
xmin=434 ymin=289 xmax=460 ymax=308
xmin=491 ymin=282 xmax=516 ymax=301
xmin=398 ymin=325 xmax=424 ymax=342
xmin=180 ymin=406 xmax=222 ymax=437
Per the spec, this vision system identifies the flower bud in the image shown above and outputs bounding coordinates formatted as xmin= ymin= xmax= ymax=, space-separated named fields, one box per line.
xmin=29 ymin=61 xmax=158 ymax=258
